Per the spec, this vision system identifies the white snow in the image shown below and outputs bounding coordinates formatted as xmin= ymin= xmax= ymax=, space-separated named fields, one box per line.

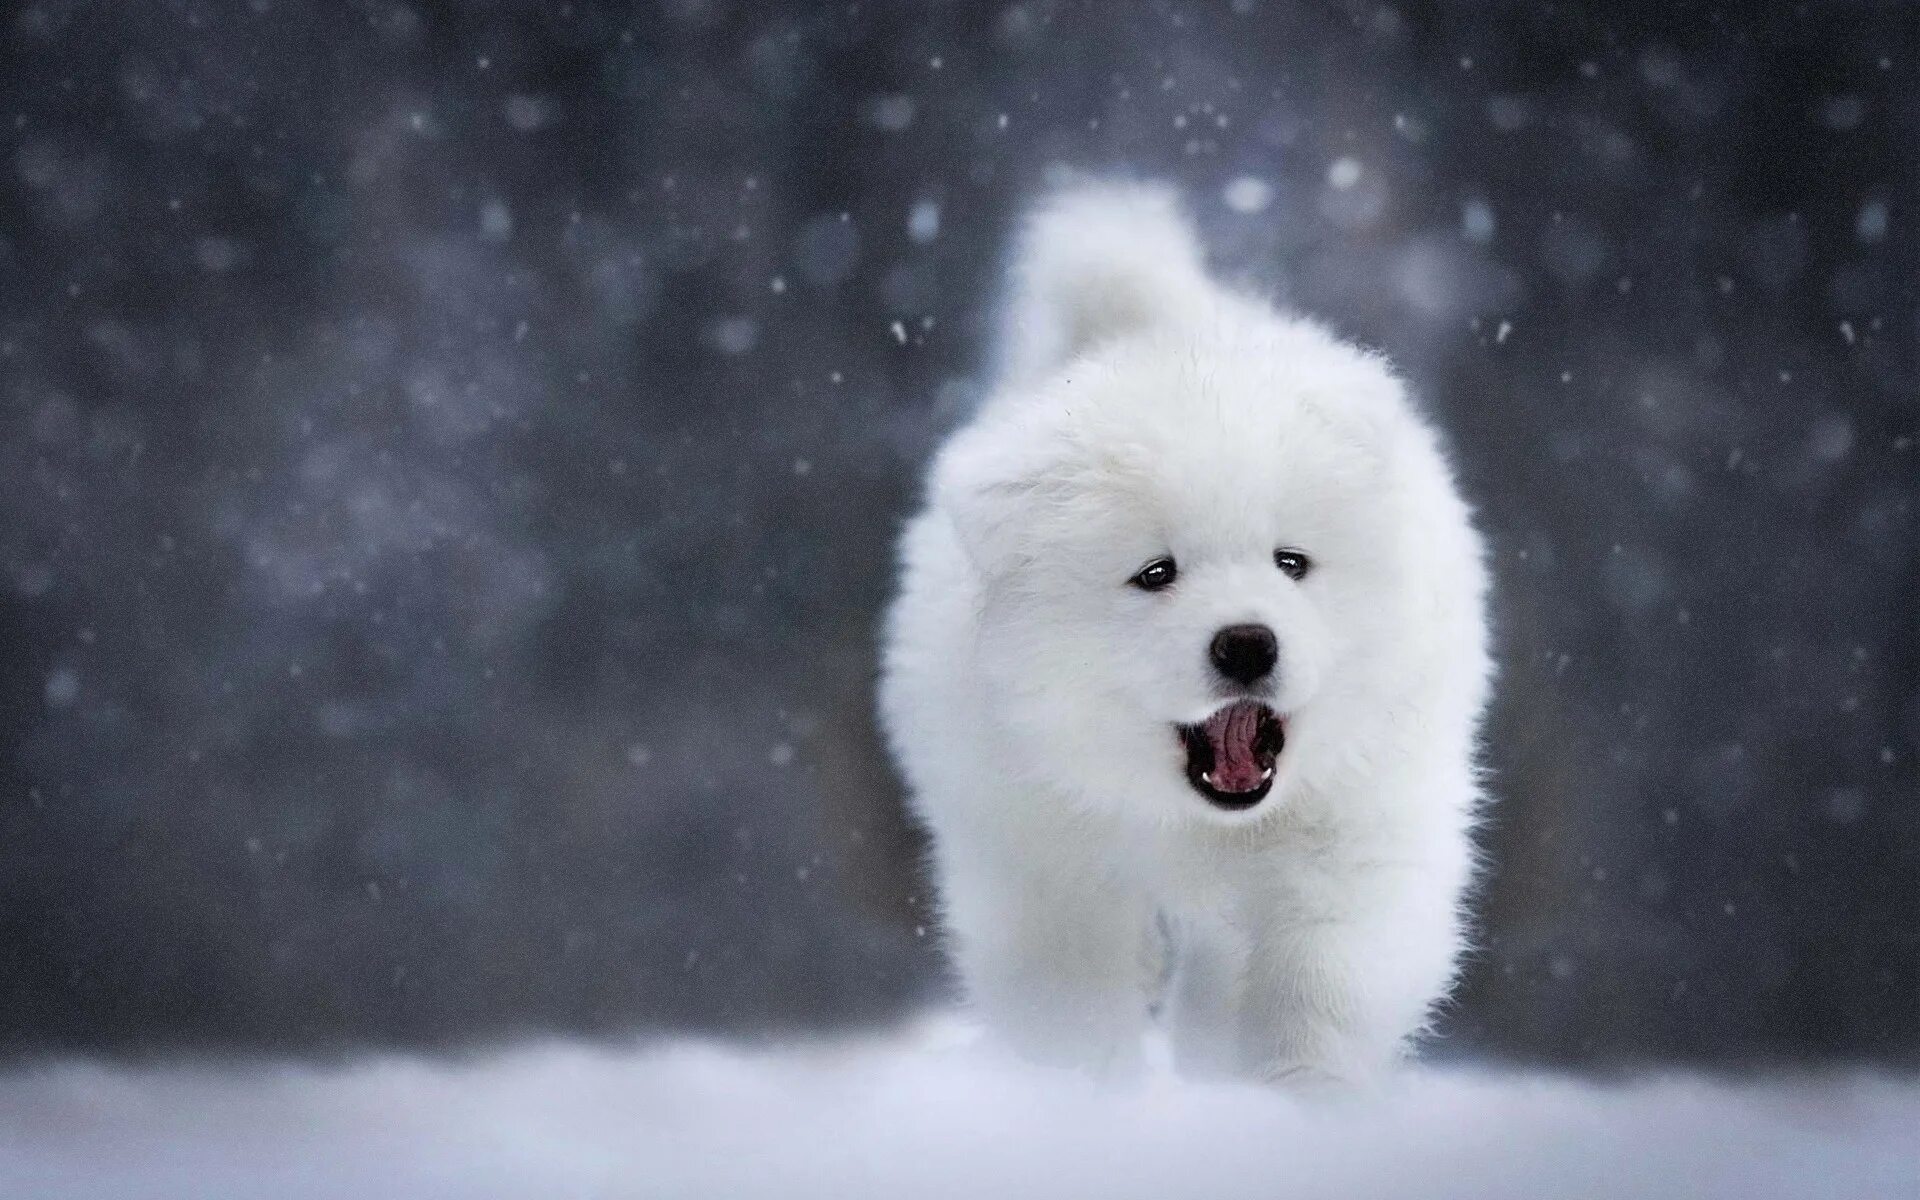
xmin=1222 ymin=176 xmax=1273 ymax=214
xmin=862 ymin=94 xmax=917 ymax=133
xmin=1856 ymin=200 xmax=1888 ymax=244
xmin=478 ymin=199 xmax=513 ymax=243
xmin=502 ymin=94 xmax=555 ymax=133
xmin=704 ymin=315 xmax=759 ymax=355
xmin=907 ymin=199 xmax=941 ymax=243
xmin=43 ymin=667 xmax=79 ymax=708
xmin=1 ymin=1021 xmax=1914 ymax=1199
xmin=1461 ymin=199 xmax=1496 ymax=244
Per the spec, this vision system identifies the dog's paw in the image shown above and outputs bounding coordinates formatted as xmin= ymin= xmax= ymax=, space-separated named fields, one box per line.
xmin=1256 ymin=1059 xmax=1365 ymax=1094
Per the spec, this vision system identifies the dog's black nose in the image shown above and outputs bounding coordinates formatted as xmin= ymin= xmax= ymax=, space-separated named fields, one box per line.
xmin=1210 ymin=624 xmax=1278 ymax=686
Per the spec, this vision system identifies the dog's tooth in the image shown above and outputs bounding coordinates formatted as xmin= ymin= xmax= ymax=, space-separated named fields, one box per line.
xmin=1200 ymin=772 xmax=1212 ymax=785
xmin=1261 ymin=767 xmax=1274 ymax=781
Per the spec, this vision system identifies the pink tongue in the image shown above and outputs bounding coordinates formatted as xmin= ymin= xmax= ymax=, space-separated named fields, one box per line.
xmin=1205 ymin=701 xmax=1268 ymax=792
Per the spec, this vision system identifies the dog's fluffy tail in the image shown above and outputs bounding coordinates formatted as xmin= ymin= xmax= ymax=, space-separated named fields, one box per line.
xmin=997 ymin=181 xmax=1212 ymax=388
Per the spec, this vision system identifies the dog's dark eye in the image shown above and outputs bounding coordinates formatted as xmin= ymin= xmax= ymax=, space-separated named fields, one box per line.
xmin=1273 ymin=549 xmax=1311 ymax=581
xmin=1129 ymin=557 xmax=1178 ymax=591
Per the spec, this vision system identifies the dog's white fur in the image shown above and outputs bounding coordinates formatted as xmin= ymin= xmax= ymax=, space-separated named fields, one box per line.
xmin=880 ymin=182 xmax=1492 ymax=1085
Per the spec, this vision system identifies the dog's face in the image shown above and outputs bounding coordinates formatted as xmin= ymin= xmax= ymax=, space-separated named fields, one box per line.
xmin=938 ymin=319 xmax=1426 ymax=825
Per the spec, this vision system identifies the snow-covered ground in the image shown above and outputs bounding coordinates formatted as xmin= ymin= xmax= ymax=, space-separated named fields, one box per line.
xmin=1 ymin=1021 xmax=1914 ymax=1199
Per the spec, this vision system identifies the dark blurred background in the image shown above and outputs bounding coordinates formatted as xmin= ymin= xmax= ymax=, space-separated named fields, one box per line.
xmin=0 ymin=0 xmax=1912 ymax=1068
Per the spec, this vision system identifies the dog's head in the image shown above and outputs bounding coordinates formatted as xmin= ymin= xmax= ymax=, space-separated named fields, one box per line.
xmin=931 ymin=186 xmax=1481 ymax=825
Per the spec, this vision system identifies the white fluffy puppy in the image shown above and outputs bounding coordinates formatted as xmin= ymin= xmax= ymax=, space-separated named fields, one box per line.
xmin=880 ymin=182 xmax=1492 ymax=1086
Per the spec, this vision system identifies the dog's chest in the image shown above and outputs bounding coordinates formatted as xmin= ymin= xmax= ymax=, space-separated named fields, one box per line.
xmin=1141 ymin=826 xmax=1297 ymax=918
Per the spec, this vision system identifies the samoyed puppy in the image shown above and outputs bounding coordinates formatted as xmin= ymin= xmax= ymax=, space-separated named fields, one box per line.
xmin=879 ymin=181 xmax=1492 ymax=1086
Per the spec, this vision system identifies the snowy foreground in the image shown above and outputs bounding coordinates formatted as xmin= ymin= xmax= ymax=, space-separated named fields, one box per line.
xmin=1 ymin=1021 xmax=1915 ymax=1199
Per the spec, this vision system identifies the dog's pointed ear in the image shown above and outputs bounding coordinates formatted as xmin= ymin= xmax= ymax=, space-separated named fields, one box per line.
xmin=930 ymin=413 xmax=1068 ymax=578
xmin=997 ymin=181 xmax=1211 ymax=388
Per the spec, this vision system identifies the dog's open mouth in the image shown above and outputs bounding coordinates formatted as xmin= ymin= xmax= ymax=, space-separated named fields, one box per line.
xmin=1177 ymin=699 xmax=1284 ymax=810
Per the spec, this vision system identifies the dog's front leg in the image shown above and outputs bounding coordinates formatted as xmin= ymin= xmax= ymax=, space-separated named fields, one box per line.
xmin=936 ymin=835 xmax=1157 ymax=1077
xmin=1235 ymin=888 xmax=1460 ymax=1088
xmin=1237 ymin=933 xmax=1388 ymax=1087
